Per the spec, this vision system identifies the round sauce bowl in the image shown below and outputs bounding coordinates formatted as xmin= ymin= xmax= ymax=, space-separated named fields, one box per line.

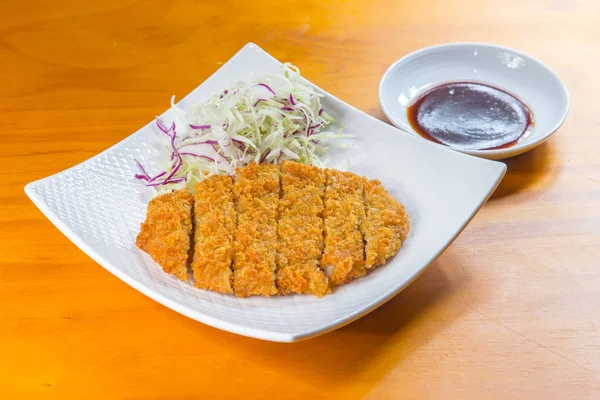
xmin=379 ymin=42 xmax=569 ymax=160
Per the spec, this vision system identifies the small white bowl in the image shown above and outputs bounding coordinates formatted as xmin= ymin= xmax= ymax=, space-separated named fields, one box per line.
xmin=379 ymin=43 xmax=569 ymax=160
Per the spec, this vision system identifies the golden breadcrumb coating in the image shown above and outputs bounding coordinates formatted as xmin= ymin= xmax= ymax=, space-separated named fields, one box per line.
xmin=192 ymin=175 xmax=235 ymax=294
xmin=321 ymin=169 xmax=366 ymax=286
xmin=276 ymin=161 xmax=330 ymax=297
xmin=136 ymin=188 xmax=193 ymax=281
xmin=232 ymin=163 xmax=279 ymax=297
xmin=136 ymin=165 xmax=410 ymax=297
xmin=362 ymin=178 xmax=410 ymax=268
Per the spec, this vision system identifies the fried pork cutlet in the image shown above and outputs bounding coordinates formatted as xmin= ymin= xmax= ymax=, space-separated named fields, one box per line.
xmin=136 ymin=188 xmax=193 ymax=281
xmin=362 ymin=178 xmax=410 ymax=269
xmin=135 ymin=162 xmax=410 ymax=297
xmin=192 ymin=175 xmax=235 ymax=294
xmin=232 ymin=163 xmax=279 ymax=297
xmin=321 ymin=169 xmax=367 ymax=286
xmin=276 ymin=161 xmax=330 ymax=297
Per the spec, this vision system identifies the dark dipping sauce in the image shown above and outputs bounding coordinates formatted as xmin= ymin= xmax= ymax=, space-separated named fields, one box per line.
xmin=407 ymin=81 xmax=534 ymax=150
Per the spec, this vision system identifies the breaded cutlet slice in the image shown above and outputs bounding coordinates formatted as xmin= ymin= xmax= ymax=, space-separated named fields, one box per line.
xmin=362 ymin=178 xmax=410 ymax=269
xmin=136 ymin=188 xmax=193 ymax=281
xmin=192 ymin=175 xmax=235 ymax=294
xmin=232 ymin=163 xmax=279 ymax=297
xmin=276 ymin=161 xmax=330 ymax=297
xmin=321 ymin=169 xmax=367 ymax=286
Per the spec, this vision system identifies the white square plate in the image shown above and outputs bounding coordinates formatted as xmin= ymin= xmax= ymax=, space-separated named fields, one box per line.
xmin=25 ymin=43 xmax=506 ymax=342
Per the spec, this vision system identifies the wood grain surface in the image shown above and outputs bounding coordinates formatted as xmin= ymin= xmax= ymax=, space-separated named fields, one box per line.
xmin=1 ymin=0 xmax=599 ymax=398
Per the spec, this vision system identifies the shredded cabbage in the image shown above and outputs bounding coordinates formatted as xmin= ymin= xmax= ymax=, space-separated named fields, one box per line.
xmin=134 ymin=63 xmax=348 ymax=192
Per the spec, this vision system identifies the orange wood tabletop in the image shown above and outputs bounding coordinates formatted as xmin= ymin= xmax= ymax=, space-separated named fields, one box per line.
xmin=1 ymin=0 xmax=599 ymax=399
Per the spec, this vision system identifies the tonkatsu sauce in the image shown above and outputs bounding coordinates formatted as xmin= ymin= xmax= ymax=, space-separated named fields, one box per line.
xmin=407 ymin=81 xmax=534 ymax=150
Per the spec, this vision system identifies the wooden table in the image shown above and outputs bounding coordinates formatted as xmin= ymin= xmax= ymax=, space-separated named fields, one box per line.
xmin=2 ymin=0 xmax=599 ymax=398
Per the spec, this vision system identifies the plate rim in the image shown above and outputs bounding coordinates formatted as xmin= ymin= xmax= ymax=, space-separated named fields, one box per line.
xmin=25 ymin=42 xmax=507 ymax=342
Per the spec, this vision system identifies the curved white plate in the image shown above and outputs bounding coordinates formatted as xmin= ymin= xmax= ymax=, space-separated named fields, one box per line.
xmin=25 ymin=43 xmax=506 ymax=342
xmin=379 ymin=42 xmax=569 ymax=160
